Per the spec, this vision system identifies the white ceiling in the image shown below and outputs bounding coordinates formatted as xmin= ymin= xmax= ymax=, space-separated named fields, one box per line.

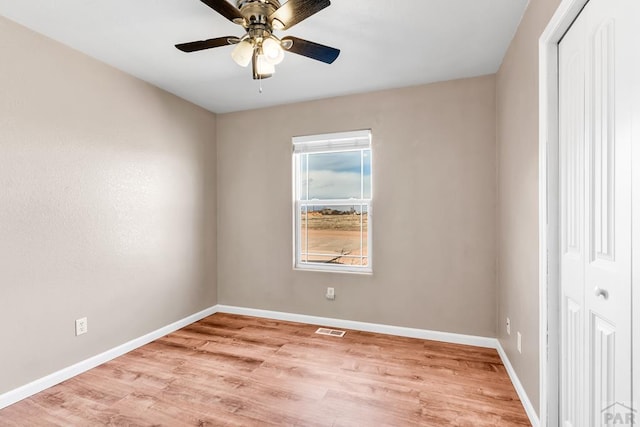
xmin=0 ymin=0 xmax=528 ymax=113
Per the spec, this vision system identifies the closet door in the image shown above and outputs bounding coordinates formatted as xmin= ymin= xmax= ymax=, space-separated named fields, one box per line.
xmin=559 ymin=0 xmax=636 ymax=425
xmin=559 ymin=9 xmax=587 ymax=426
xmin=583 ymin=0 xmax=634 ymax=424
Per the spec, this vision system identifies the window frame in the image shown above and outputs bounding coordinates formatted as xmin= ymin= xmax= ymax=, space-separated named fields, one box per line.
xmin=292 ymin=130 xmax=373 ymax=274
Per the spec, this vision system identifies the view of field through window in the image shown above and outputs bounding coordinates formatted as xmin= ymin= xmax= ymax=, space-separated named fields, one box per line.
xmin=300 ymin=205 xmax=369 ymax=266
xmin=297 ymin=144 xmax=371 ymax=268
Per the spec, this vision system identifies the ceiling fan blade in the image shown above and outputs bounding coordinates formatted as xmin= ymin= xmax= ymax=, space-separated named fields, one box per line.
xmin=200 ymin=0 xmax=245 ymax=24
xmin=282 ymin=36 xmax=340 ymax=64
xmin=175 ymin=37 xmax=238 ymax=53
xmin=269 ymin=0 xmax=331 ymax=30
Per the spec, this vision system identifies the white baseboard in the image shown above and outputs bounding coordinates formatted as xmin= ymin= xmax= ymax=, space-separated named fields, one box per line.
xmin=496 ymin=341 xmax=540 ymax=427
xmin=1 ymin=303 xmax=539 ymax=427
xmin=0 ymin=305 xmax=218 ymax=410
xmin=215 ymin=304 xmax=496 ymax=348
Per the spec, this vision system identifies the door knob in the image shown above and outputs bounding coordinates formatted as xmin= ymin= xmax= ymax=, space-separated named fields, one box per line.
xmin=594 ymin=287 xmax=609 ymax=300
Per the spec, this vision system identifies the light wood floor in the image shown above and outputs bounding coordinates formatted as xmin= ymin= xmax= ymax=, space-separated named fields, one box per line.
xmin=0 ymin=313 xmax=530 ymax=426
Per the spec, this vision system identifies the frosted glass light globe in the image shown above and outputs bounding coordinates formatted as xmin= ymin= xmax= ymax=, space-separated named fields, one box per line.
xmin=262 ymin=37 xmax=285 ymax=65
xmin=231 ymin=40 xmax=253 ymax=67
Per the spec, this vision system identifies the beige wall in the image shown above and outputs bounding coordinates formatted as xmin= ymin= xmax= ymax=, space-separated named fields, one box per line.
xmin=217 ymin=76 xmax=497 ymax=337
xmin=0 ymin=17 xmax=217 ymax=394
xmin=496 ymin=0 xmax=561 ymax=414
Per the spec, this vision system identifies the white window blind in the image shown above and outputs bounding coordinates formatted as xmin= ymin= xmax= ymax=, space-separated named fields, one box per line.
xmin=293 ymin=130 xmax=371 ymax=154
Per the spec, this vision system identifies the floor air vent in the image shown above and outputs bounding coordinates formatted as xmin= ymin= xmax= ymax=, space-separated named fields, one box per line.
xmin=315 ymin=327 xmax=346 ymax=337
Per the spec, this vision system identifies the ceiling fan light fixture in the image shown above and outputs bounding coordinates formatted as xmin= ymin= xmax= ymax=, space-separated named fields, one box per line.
xmin=256 ymin=53 xmax=276 ymax=75
xmin=231 ymin=40 xmax=254 ymax=67
xmin=262 ymin=37 xmax=285 ymax=65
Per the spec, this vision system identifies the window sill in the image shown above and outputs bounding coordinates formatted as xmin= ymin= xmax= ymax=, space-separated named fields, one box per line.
xmin=294 ymin=264 xmax=373 ymax=275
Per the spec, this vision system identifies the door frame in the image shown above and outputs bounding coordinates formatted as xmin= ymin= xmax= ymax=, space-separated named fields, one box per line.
xmin=539 ymin=1 xmax=590 ymax=426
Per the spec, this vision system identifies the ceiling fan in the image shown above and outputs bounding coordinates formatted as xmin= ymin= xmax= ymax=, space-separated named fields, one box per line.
xmin=176 ymin=0 xmax=340 ymax=80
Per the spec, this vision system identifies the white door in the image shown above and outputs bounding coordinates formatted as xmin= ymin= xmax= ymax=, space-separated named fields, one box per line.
xmin=559 ymin=0 xmax=637 ymax=425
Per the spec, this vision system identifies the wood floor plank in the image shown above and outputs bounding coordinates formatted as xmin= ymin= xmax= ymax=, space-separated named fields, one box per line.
xmin=0 ymin=313 xmax=531 ymax=426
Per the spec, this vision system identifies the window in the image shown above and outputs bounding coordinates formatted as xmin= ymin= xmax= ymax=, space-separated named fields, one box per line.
xmin=293 ymin=130 xmax=372 ymax=273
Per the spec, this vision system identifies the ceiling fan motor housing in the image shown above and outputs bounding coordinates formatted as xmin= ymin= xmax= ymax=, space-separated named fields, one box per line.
xmin=236 ymin=0 xmax=282 ymax=29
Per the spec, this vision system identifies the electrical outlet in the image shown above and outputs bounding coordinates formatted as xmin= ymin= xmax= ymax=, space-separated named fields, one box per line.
xmin=75 ymin=317 xmax=88 ymax=336
xmin=325 ymin=287 xmax=335 ymax=300
xmin=517 ymin=332 xmax=522 ymax=354
xmin=506 ymin=317 xmax=511 ymax=335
